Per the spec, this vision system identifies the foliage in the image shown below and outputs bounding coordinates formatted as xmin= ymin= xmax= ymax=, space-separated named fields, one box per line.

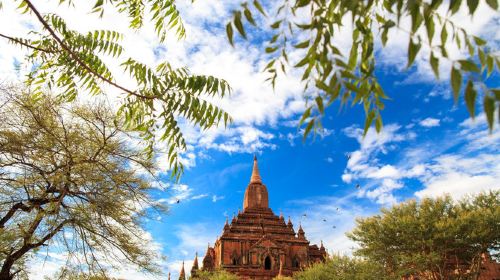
xmin=47 ymin=266 xmax=118 ymax=280
xmin=193 ymin=270 xmax=240 ymax=280
xmin=226 ymin=0 xmax=500 ymax=137
xmin=273 ymin=276 xmax=293 ymax=280
xmin=0 ymin=0 xmax=232 ymax=180
xmin=347 ymin=191 xmax=500 ymax=280
xmin=293 ymin=255 xmax=393 ymax=280
xmin=0 ymin=87 xmax=166 ymax=279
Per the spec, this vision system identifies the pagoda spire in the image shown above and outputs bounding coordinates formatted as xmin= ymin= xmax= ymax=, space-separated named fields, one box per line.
xmin=250 ymin=155 xmax=262 ymax=184
xmin=243 ymin=155 xmax=269 ymax=210
xmin=168 ymin=272 xmax=171 ymax=280
xmin=178 ymin=261 xmax=186 ymax=280
xmin=191 ymin=252 xmax=199 ymax=277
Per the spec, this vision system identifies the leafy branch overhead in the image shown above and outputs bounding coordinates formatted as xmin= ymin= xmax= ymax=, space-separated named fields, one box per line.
xmin=0 ymin=0 xmax=232 ymax=180
xmin=226 ymin=0 xmax=500 ymax=137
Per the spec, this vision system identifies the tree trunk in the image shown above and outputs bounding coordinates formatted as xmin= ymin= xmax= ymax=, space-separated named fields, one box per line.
xmin=0 ymin=258 xmax=14 ymax=280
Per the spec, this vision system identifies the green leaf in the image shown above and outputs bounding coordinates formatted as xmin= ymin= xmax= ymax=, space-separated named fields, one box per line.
xmin=375 ymin=114 xmax=383 ymax=133
xmin=449 ymin=0 xmax=462 ymax=14
xmin=348 ymin=42 xmax=358 ymax=69
xmin=315 ymin=80 xmax=329 ymax=93
xmin=440 ymin=24 xmax=448 ymax=45
xmin=303 ymin=119 xmax=315 ymax=140
xmin=458 ymin=60 xmax=480 ymax=72
xmin=492 ymin=89 xmax=500 ymax=100
xmin=381 ymin=27 xmax=389 ymax=46
xmin=299 ymin=107 xmax=311 ymax=126
xmin=487 ymin=55 xmax=494 ymax=77
xmin=467 ymin=0 xmax=479 ymax=14
xmin=270 ymin=20 xmax=282 ymax=29
xmin=430 ymin=52 xmax=439 ymax=79
xmin=486 ymin=0 xmax=498 ymax=9
xmin=431 ymin=0 xmax=444 ymax=9
xmin=451 ymin=67 xmax=462 ymax=103
xmin=93 ymin=0 xmax=104 ymax=9
xmin=265 ymin=46 xmax=278 ymax=53
xmin=473 ymin=36 xmax=487 ymax=46
xmin=244 ymin=8 xmax=256 ymax=26
xmin=294 ymin=40 xmax=310 ymax=49
xmin=407 ymin=38 xmax=422 ymax=68
xmin=294 ymin=56 xmax=309 ymax=68
xmin=464 ymin=80 xmax=477 ymax=118
xmin=233 ymin=12 xmax=246 ymax=39
xmin=425 ymin=14 xmax=435 ymax=43
xmin=226 ymin=23 xmax=234 ymax=46
xmin=315 ymin=96 xmax=324 ymax=114
xmin=483 ymin=95 xmax=495 ymax=130
xmin=363 ymin=110 xmax=376 ymax=136
xmin=253 ymin=0 xmax=267 ymax=16
xmin=296 ymin=0 xmax=311 ymax=8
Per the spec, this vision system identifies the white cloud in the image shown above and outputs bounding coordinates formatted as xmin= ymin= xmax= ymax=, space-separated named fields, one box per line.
xmin=167 ymin=223 xmax=220 ymax=279
xmin=415 ymin=170 xmax=499 ymax=199
xmin=342 ymin=110 xmax=500 ymax=205
xmin=156 ymin=183 xmax=210 ymax=205
xmin=366 ymin=165 xmax=401 ymax=179
xmin=341 ymin=124 xmax=416 ymax=205
xmin=414 ymin=112 xmax=500 ymax=199
xmin=212 ymin=195 xmax=225 ymax=202
xmin=365 ymin=179 xmax=403 ymax=205
xmin=191 ymin=194 xmax=209 ymax=200
xmin=419 ymin=117 xmax=441 ymax=127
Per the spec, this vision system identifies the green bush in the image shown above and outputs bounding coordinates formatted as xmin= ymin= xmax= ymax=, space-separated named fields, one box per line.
xmin=293 ymin=255 xmax=394 ymax=280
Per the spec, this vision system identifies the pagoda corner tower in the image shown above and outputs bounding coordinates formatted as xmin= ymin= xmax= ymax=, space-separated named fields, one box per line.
xmin=190 ymin=156 xmax=328 ymax=280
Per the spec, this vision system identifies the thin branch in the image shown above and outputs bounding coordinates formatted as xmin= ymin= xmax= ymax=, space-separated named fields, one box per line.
xmin=0 ymin=33 xmax=54 ymax=53
xmin=22 ymin=0 xmax=155 ymax=100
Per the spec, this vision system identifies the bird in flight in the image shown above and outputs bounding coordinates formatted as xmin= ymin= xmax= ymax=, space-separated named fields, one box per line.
xmin=356 ymin=184 xmax=361 ymax=189
xmin=176 ymin=199 xmax=180 ymax=204
xmin=323 ymin=219 xmax=327 ymax=222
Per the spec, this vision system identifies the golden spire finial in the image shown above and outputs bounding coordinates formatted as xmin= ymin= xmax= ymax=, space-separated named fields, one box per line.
xmin=250 ymin=155 xmax=262 ymax=184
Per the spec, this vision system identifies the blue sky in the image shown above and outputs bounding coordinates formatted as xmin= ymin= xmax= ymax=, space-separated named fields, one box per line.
xmin=150 ymin=66 xmax=499 ymax=279
xmin=0 ymin=0 xmax=499 ymax=279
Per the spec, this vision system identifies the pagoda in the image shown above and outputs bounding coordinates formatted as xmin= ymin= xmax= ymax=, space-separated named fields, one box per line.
xmin=189 ymin=156 xmax=327 ymax=279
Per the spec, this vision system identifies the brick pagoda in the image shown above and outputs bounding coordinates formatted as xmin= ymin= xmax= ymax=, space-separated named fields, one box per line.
xmin=189 ymin=156 xmax=327 ymax=279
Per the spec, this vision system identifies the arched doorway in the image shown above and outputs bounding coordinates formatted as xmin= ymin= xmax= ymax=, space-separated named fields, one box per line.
xmin=264 ymin=256 xmax=271 ymax=270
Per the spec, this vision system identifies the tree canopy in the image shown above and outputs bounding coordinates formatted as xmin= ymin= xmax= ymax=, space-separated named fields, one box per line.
xmin=292 ymin=255 xmax=393 ymax=280
xmin=225 ymin=0 xmax=500 ymax=137
xmin=192 ymin=270 xmax=239 ymax=280
xmin=347 ymin=191 xmax=500 ymax=279
xmin=0 ymin=87 xmax=165 ymax=279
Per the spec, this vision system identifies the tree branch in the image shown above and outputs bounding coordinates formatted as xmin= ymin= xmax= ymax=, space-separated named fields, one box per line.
xmin=22 ymin=0 xmax=155 ymax=100
xmin=0 ymin=202 xmax=31 ymax=228
xmin=0 ymin=33 xmax=54 ymax=53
